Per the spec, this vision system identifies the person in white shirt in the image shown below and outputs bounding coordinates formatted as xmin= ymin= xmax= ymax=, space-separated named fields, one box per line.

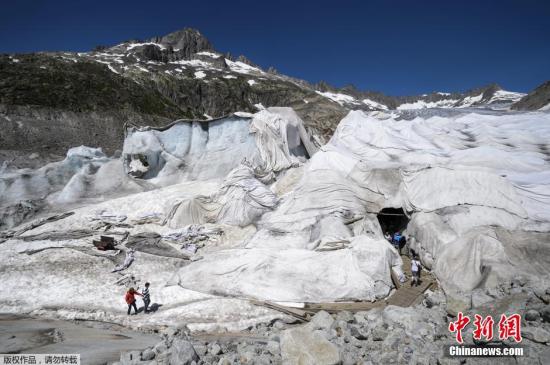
xmin=411 ymin=257 xmax=422 ymax=287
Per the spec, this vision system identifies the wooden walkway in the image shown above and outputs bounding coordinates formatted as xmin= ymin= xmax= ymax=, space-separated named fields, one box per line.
xmin=251 ymin=254 xmax=437 ymax=321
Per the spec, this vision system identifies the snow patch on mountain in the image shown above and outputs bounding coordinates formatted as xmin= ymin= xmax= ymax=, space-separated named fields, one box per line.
xmin=315 ymin=91 xmax=359 ymax=106
xmin=196 ymin=51 xmax=221 ymax=58
xmin=397 ymin=99 xmax=459 ymax=110
xmin=126 ymin=42 xmax=166 ymax=51
xmin=225 ymin=59 xmax=263 ymax=75
xmin=170 ymin=59 xmax=216 ymax=69
xmin=362 ymin=98 xmax=388 ymax=110
xmin=458 ymin=93 xmax=483 ymax=107
xmin=488 ymin=90 xmax=526 ymax=104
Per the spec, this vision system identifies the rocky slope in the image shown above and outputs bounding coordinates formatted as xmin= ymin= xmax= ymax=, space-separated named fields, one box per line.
xmin=115 ymin=293 xmax=550 ymax=365
xmin=512 ymin=80 xmax=550 ymax=111
xmin=0 ymin=27 xmax=529 ymax=168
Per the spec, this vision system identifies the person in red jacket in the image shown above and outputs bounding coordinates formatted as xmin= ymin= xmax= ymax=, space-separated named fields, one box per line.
xmin=125 ymin=287 xmax=142 ymax=315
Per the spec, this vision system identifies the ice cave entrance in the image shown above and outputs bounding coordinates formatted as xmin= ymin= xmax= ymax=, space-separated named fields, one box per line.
xmin=377 ymin=207 xmax=409 ymax=236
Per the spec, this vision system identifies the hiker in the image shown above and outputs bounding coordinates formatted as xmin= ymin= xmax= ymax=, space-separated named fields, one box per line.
xmin=142 ymin=282 xmax=151 ymax=313
xmin=392 ymin=231 xmax=402 ymax=253
xmin=384 ymin=232 xmax=392 ymax=242
xmin=125 ymin=287 xmax=142 ymax=315
xmin=411 ymin=256 xmax=422 ymax=287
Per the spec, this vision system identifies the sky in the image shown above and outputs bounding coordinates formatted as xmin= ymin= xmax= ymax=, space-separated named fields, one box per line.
xmin=0 ymin=0 xmax=548 ymax=96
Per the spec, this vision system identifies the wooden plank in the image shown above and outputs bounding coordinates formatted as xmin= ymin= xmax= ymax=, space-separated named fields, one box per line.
xmin=387 ymin=279 xmax=433 ymax=307
xmin=250 ymin=300 xmax=311 ymax=322
xmin=304 ymin=301 xmax=385 ymax=312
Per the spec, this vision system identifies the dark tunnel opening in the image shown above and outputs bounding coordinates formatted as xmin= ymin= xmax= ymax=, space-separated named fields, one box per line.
xmin=377 ymin=207 xmax=409 ymax=237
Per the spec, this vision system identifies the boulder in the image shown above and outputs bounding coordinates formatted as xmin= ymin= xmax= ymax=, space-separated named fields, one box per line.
xmin=349 ymin=325 xmax=368 ymax=340
xmin=193 ymin=343 xmax=207 ymax=356
xmin=525 ymin=309 xmax=540 ymax=322
xmin=523 ymin=327 xmax=550 ymax=344
xmin=280 ymin=326 xmax=341 ymax=365
xmin=353 ymin=311 xmax=369 ymax=326
xmin=445 ymin=294 xmax=471 ymax=316
xmin=266 ymin=340 xmax=280 ymax=355
xmin=209 ymin=343 xmax=222 ymax=355
xmin=306 ymin=310 xmax=335 ymax=331
xmin=141 ymin=348 xmax=155 ymax=361
xmin=153 ymin=341 xmax=168 ymax=354
xmin=335 ymin=311 xmax=355 ymax=324
xmin=217 ymin=358 xmax=232 ymax=365
xmin=371 ymin=327 xmax=388 ymax=342
xmin=168 ymin=339 xmax=198 ymax=365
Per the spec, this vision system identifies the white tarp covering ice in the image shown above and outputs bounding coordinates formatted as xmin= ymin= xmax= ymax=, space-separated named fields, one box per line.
xmin=170 ymin=236 xmax=403 ymax=302
xmin=2 ymin=106 xmax=550 ymax=329
xmin=174 ymin=108 xmax=550 ymax=306
xmin=326 ymin=109 xmax=550 ymax=306
xmin=122 ymin=109 xmax=316 ymax=183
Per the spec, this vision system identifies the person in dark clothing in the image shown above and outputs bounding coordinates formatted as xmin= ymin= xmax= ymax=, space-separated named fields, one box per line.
xmin=392 ymin=232 xmax=402 ymax=254
xmin=142 ymin=282 xmax=151 ymax=313
xmin=125 ymin=287 xmax=142 ymax=315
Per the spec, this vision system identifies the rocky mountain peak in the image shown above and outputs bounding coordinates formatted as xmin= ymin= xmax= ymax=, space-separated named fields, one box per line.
xmin=148 ymin=27 xmax=213 ymax=58
xmin=465 ymin=83 xmax=501 ymax=98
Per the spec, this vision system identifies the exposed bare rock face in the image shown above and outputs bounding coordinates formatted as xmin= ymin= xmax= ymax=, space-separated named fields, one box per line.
xmin=512 ymin=80 xmax=550 ymax=111
xmin=148 ymin=28 xmax=214 ymax=59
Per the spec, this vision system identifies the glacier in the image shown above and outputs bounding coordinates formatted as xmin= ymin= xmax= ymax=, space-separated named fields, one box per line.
xmin=1 ymin=105 xmax=550 ymax=333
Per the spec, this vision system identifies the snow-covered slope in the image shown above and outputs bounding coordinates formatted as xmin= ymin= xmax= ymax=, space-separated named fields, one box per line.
xmin=396 ymin=88 xmax=525 ymax=110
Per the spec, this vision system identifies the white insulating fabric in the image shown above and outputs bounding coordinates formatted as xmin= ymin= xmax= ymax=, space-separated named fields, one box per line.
xmin=5 ymin=107 xmax=550 ymax=318
xmin=167 ymin=163 xmax=279 ymax=228
xmin=400 ymin=167 xmax=528 ymax=218
xmin=164 ymin=110 xmax=430 ymax=303
xmin=187 ymin=108 xmax=550 ymax=304
xmin=308 ymin=215 xmax=352 ymax=251
xmin=264 ymin=107 xmax=318 ymax=158
xmin=170 ymin=235 xmax=403 ymax=302
xmin=122 ymin=108 xmax=316 ymax=183
xmin=323 ymin=110 xmax=550 ymax=300
xmin=258 ymin=169 xmax=386 ymax=234
xmin=249 ymin=111 xmax=300 ymax=172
